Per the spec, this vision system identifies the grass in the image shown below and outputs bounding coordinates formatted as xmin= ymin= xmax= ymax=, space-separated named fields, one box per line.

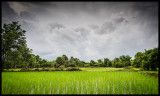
xmin=2 ymin=70 xmax=158 ymax=94
xmin=138 ymin=71 xmax=159 ymax=74
xmin=3 ymin=68 xmax=21 ymax=71
xmin=79 ymin=67 xmax=124 ymax=71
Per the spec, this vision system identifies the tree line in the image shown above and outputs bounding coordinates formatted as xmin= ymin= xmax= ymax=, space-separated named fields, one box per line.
xmin=1 ymin=21 xmax=158 ymax=71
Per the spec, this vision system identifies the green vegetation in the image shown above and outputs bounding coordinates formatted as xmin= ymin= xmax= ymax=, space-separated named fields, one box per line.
xmin=2 ymin=71 xmax=158 ymax=94
xmin=132 ymin=48 xmax=158 ymax=71
xmin=80 ymin=67 xmax=124 ymax=72
xmin=1 ymin=21 xmax=159 ymax=94
xmin=1 ymin=21 xmax=158 ymax=71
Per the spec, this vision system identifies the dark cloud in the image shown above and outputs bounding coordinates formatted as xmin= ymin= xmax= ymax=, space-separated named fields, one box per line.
xmin=21 ymin=20 xmax=35 ymax=32
xmin=89 ymin=24 xmax=99 ymax=30
xmin=2 ymin=2 xmax=19 ymax=24
xmin=21 ymin=2 xmax=56 ymax=7
xmin=31 ymin=2 xmax=55 ymax=6
xmin=27 ymin=2 xmax=56 ymax=13
xmin=98 ymin=22 xmax=116 ymax=34
xmin=131 ymin=2 xmax=158 ymax=23
xmin=50 ymin=23 xmax=65 ymax=30
xmin=130 ymin=2 xmax=158 ymax=36
xmin=114 ymin=17 xmax=125 ymax=24
xmin=20 ymin=11 xmax=37 ymax=21
xmin=2 ymin=2 xmax=158 ymax=62
xmin=75 ymin=27 xmax=90 ymax=37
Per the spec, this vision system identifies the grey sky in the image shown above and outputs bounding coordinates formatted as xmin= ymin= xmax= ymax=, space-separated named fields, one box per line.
xmin=2 ymin=2 xmax=158 ymax=62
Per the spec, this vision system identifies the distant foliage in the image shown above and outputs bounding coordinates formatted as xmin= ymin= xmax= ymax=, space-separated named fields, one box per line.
xmin=2 ymin=21 xmax=158 ymax=71
xmin=132 ymin=48 xmax=158 ymax=71
xmin=66 ymin=67 xmax=82 ymax=71
xmin=112 ymin=55 xmax=131 ymax=68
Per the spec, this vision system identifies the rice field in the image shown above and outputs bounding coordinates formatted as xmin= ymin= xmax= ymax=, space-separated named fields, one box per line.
xmin=2 ymin=71 xmax=158 ymax=94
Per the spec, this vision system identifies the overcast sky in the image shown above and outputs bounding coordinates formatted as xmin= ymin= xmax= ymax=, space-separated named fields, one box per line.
xmin=2 ymin=2 xmax=158 ymax=62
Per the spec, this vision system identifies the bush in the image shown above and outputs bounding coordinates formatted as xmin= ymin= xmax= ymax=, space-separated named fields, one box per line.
xmin=53 ymin=68 xmax=64 ymax=71
xmin=10 ymin=70 xmax=15 ymax=72
xmin=42 ymin=68 xmax=49 ymax=71
xmin=20 ymin=68 xmax=30 ymax=72
xmin=84 ymin=63 xmax=90 ymax=67
xmin=66 ymin=67 xmax=82 ymax=71
xmin=68 ymin=63 xmax=76 ymax=67
xmin=42 ymin=68 xmax=46 ymax=71
xmin=3 ymin=69 xmax=9 ymax=72
xmin=34 ymin=68 xmax=39 ymax=71
xmin=124 ymin=67 xmax=132 ymax=70
xmin=45 ymin=69 xmax=50 ymax=71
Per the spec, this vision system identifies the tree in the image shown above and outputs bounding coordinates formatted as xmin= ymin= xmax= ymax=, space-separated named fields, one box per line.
xmin=149 ymin=48 xmax=158 ymax=70
xmin=141 ymin=48 xmax=158 ymax=71
xmin=62 ymin=54 xmax=68 ymax=67
xmin=119 ymin=55 xmax=126 ymax=62
xmin=70 ymin=56 xmax=74 ymax=64
xmin=132 ymin=52 xmax=144 ymax=68
xmin=28 ymin=54 xmax=37 ymax=68
xmin=107 ymin=61 xmax=112 ymax=67
xmin=125 ymin=55 xmax=132 ymax=66
xmin=97 ymin=59 xmax=103 ymax=67
xmin=104 ymin=58 xmax=109 ymax=67
xmin=62 ymin=54 xmax=68 ymax=66
xmin=132 ymin=48 xmax=159 ymax=71
xmin=74 ymin=58 xmax=80 ymax=66
xmin=1 ymin=21 xmax=32 ymax=69
xmin=80 ymin=61 xmax=85 ymax=67
xmin=119 ymin=55 xmax=131 ymax=67
xmin=21 ymin=47 xmax=32 ymax=68
xmin=90 ymin=60 xmax=95 ymax=66
xmin=113 ymin=57 xmax=120 ymax=68
xmin=141 ymin=59 xmax=149 ymax=70
xmin=41 ymin=59 xmax=48 ymax=67
xmin=56 ymin=57 xmax=64 ymax=68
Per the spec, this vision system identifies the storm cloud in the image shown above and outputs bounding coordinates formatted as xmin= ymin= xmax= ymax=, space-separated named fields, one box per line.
xmin=2 ymin=2 xmax=158 ymax=62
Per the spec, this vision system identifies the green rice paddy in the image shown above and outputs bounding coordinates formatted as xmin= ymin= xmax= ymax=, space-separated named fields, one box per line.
xmin=2 ymin=69 xmax=158 ymax=94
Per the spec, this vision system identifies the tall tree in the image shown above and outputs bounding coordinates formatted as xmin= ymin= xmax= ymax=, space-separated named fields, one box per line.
xmin=56 ymin=57 xmax=64 ymax=68
xmin=70 ymin=56 xmax=74 ymax=64
xmin=119 ymin=55 xmax=131 ymax=67
xmin=74 ymin=58 xmax=80 ymax=66
xmin=132 ymin=52 xmax=144 ymax=68
xmin=107 ymin=60 xmax=112 ymax=67
xmin=80 ymin=61 xmax=85 ymax=67
xmin=104 ymin=58 xmax=109 ymax=67
xmin=97 ymin=59 xmax=103 ymax=67
xmin=62 ymin=54 xmax=68 ymax=67
xmin=90 ymin=60 xmax=95 ymax=66
xmin=149 ymin=48 xmax=158 ymax=70
xmin=1 ymin=21 xmax=32 ymax=69
xmin=113 ymin=57 xmax=120 ymax=68
xmin=141 ymin=48 xmax=158 ymax=71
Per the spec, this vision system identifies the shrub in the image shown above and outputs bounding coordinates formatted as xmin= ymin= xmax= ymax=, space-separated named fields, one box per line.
xmin=42 ymin=68 xmax=50 ymax=71
xmin=20 ymin=68 xmax=30 ymax=72
xmin=54 ymin=68 xmax=64 ymax=71
xmin=44 ymin=68 xmax=50 ymax=71
xmin=10 ymin=70 xmax=15 ymax=72
xmin=66 ymin=67 xmax=82 ymax=71
xmin=3 ymin=69 xmax=9 ymax=72
xmin=124 ymin=67 xmax=132 ymax=70
xmin=42 ymin=68 xmax=46 ymax=71
xmin=68 ymin=63 xmax=76 ymax=67
xmin=84 ymin=63 xmax=90 ymax=67
xmin=34 ymin=68 xmax=39 ymax=71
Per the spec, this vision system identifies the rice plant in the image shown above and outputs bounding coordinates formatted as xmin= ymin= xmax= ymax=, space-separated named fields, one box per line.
xmin=2 ymin=71 xmax=158 ymax=94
